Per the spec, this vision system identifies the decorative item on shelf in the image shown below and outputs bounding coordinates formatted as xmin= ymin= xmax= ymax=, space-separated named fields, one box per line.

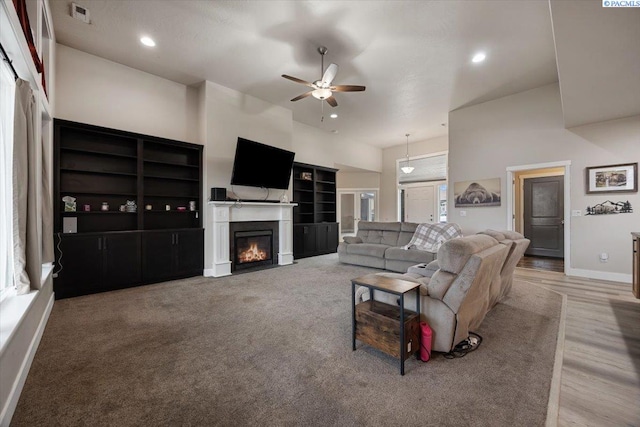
xmin=119 ymin=205 xmax=126 ymax=212
xmin=177 ymin=206 xmax=187 ymax=211
xmin=83 ymin=204 xmax=91 ymax=212
xmin=280 ymin=193 xmax=289 ymax=203
xmin=165 ymin=204 xmax=171 ymax=211
xmin=586 ymin=163 xmax=637 ymax=194
xmin=301 ymin=172 xmax=312 ymax=181
xmin=145 ymin=204 xmax=152 ymax=210
xmin=585 ymin=200 xmax=633 ymax=215
xmin=189 ymin=201 xmax=196 ymax=211
xmin=101 ymin=202 xmax=109 ymax=211
xmin=63 ymin=196 xmax=77 ymax=212
xmin=125 ymin=200 xmax=137 ymax=212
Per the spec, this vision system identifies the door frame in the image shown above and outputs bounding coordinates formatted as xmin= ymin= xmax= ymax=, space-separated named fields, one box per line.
xmin=506 ymin=160 xmax=571 ymax=275
xmin=337 ymin=188 xmax=379 ymax=237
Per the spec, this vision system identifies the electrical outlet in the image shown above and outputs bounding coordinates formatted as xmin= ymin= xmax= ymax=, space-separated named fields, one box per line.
xmin=600 ymin=252 xmax=609 ymax=262
xmin=407 ymin=341 xmax=412 ymax=352
xmin=572 ymin=210 xmax=582 ymax=217
xmin=460 ymin=210 xmax=467 ymax=217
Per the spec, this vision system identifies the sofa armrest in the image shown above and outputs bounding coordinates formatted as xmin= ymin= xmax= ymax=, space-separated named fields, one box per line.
xmin=343 ymin=236 xmax=363 ymax=244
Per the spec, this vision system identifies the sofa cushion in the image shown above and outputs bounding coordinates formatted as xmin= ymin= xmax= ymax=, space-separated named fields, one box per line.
xmin=385 ymin=247 xmax=436 ymax=263
xmin=346 ymin=243 xmax=388 ymax=258
xmin=398 ymin=222 xmax=419 ymax=247
xmin=357 ymin=221 xmax=401 ymax=245
xmin=437 ymin=234 xmax=498 ymax=274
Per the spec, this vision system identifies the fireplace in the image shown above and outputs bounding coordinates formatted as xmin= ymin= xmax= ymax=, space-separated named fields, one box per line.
xmin=229 ymin=221 xmax=279 ymax=272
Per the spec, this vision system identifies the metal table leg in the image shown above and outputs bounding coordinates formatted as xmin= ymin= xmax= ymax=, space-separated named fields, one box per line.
xmin=352 ymin=281 xmax=356 ymax=351
xmin=400 ymin=293 xmax=405 ymax=375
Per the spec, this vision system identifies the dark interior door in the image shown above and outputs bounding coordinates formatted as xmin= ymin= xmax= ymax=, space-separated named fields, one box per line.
xmin=524 ymin=176 xmax=564 ymax=258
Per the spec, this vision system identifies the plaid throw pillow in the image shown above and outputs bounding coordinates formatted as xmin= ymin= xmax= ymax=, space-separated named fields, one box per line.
xmin=403 ymin=223 xmax=463 ymax=252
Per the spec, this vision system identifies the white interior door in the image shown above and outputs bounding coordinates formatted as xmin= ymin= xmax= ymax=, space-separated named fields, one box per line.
xmin=404 ymin=185 xmax=435 ymax=223
xmin=338 ymin=190 xmax=377 ymax=238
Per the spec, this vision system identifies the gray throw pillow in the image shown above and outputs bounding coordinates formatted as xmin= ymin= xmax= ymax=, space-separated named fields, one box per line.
xmin=343 ymin=236 xmax=363 ymax=244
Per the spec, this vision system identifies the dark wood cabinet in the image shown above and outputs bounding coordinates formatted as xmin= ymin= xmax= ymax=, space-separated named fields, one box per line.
xmin=53 ymin=120 xmax=204 ymax=299
xmin=55 ymin=232 xmax=141 ymax=298
xmin=142 ymin=229 xmax=204 ymax=281
xmin=292 ymin=162 xmax=339 ymax=259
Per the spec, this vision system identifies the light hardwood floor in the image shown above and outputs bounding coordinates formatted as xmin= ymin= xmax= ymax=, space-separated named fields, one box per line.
xmin=515 ymin=268 xmax=640 ymax=427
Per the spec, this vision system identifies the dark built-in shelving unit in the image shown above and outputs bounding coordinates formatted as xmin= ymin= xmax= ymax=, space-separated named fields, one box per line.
xmin=53 ymin=119 xmax=204 ymax=299
xmin=292 ymin=162 xmax=339 ymax=259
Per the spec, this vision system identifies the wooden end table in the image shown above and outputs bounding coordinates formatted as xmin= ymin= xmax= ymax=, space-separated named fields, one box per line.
xmin=351 ymin=274 xmax=421 ymax=375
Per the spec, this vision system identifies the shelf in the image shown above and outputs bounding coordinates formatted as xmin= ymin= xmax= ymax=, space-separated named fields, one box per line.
xmin=294 ymin=189 xmax=314 ymax=193
xmin=294 ymin=178 xmax=314 ymax=182
xmin=316 ymin=211 xmax=336 ymax=214
xmin=145 ymin=194 xmax=199 ymax=199
xmin=295 ymin=201 xmax=314 ymax=205
xmin=317 ymin=201 xmax=336 ymax=204
xmin=316 ymin=180 xmax=336 ymax=184
xmin=144 ymin=159 xmax=199 ymax=169
xmin=62 ymin=211 xmax=137 ymax=215
xmin=60 ymin=167 xmax=137 ymax=177
xmin=144 ymin=174 xmax=199 ymax=182
xmin=144 ymin=210 xmax=198 ymax=213
xmin=61 ymin=147 xmax=137 ymax=159
xmin=60 ymin=190 xmax=138 ymax=196
xmin=317 ymin=190 xmax=336 ymax=194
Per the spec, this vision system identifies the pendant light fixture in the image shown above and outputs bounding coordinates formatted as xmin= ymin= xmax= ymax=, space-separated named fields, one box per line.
xmin=401 ymin=133 xmax=414 ymax=174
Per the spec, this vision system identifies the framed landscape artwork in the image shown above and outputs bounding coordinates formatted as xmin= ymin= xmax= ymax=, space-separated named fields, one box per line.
xmin=454 ymin=178 xmax=501 ymax=207
xmin=586 ymin=163 xmax=637 ymax=194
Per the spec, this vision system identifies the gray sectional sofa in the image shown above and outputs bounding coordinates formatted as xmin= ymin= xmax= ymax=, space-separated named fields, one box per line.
xmin=338 ymin=221 xmax=437 ymax=273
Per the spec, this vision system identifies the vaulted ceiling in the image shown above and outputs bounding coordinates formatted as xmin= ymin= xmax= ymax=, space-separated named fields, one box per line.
xmin=49 ymin=1 xmax=639 ymax=148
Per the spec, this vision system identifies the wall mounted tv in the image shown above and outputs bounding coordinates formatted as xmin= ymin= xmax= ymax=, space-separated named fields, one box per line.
xmin=230 ymin=138 xmax=295 ymax=190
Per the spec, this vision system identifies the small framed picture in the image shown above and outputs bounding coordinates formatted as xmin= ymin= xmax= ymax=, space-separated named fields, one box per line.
xmin=586 ymin=163 xmax=637 ymax=194
xmin=300 ymin=172 xmax=312 ymax=181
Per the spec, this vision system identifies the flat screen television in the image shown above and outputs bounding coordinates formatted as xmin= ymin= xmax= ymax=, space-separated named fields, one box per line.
xmin=230 ymin=138 xmax=295 ymax=190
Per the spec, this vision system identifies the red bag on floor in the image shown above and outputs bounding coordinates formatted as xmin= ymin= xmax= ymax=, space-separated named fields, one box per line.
xmin=420 ymin=322 xmax=433 ymax=362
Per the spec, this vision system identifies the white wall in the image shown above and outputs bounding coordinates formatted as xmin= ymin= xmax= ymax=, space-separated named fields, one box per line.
xmin=292 ymin=121 xmax=381 ymax=172
xmin=449 ymin=83 xmax=640 ymax=280
xmin=379 ymin=136 xmax=448 ymax=221
xmin=55 ymin=45 xmax=200 ymax=144
xmin=336 ymin=172 xmax=380 ymax=189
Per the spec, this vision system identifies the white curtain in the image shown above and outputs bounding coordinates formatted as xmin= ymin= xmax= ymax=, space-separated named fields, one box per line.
xmin=13 ymin=79 xmax=41 ymax=294
xmin=0 ymin=62 xmax=16 ymax=298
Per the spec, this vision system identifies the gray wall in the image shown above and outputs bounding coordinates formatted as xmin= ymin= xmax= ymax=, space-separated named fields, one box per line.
xmin=449 ymin=83 xmax=640 ymax=280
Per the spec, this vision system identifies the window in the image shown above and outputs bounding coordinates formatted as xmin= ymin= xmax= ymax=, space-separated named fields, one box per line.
xmin=0 ymin=60 xmax=16 ymax=302
xmin=398 ymin=153 xmax=448 ymax=184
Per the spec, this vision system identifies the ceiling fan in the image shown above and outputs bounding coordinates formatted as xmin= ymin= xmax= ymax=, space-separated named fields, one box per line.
xmin=282 ymin=46 xmax=365 ymax=108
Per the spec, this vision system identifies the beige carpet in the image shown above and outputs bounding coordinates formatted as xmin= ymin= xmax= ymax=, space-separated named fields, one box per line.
xmin=11 ymin=254 xmax=561 ymax=426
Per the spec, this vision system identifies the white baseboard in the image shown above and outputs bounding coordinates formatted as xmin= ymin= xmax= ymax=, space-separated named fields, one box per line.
xmin=566 ymin=268 xmax=632 ymax=284
xmin=0 ymin=293 xmax=54 ymax=427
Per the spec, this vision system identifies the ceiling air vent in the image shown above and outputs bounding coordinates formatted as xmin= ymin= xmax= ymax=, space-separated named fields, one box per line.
xmin=71 ymin=3 xmax=91 ymax=24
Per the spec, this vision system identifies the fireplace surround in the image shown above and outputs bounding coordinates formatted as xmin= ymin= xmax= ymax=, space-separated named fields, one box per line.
xmin=206 ymin=201 xmax=297 ymax=277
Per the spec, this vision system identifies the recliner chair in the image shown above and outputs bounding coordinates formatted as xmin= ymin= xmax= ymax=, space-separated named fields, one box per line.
xmin=357 ymin=234 xmax=509 ymax=353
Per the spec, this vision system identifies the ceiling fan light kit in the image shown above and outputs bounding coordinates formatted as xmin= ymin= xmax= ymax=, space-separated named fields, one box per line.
xmin=401 ymin=133 xmax=414 ymax=174
xmin=282 ymin=46 xmax=366 ymax=108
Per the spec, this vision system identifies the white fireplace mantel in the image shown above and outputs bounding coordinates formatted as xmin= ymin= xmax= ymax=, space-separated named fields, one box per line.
xmin=205 ymin=201 xmax=297 ymax=277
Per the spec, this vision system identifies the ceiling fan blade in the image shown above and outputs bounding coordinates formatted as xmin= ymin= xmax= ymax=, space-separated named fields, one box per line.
xmin=291 ymin=91 xmax=312 ymax=102
xmin=282 ymin=75 xmax=315 ymax=88
xmin=321 ymin=63 xmax=339 ymax=86
xmin=330 ymin=85 xmax=366 ymax=92
xmin=325 ymin=96 xmax=338 ymax=107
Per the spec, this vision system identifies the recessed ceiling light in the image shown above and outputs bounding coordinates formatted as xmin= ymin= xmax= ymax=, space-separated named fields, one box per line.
xmin=330 ymin=113 xmax=338 ymax=119
xmin=140 ymin=36 xmax=156 ymax=47
xmin=472 ymin=52 xmax=486 ymax=63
